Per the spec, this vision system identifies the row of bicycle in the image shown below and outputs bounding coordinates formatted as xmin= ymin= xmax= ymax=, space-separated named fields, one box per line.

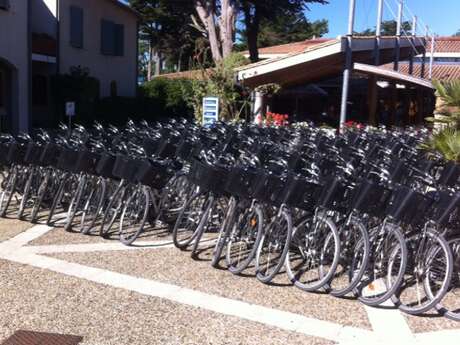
xmin=0 ymin=119 xmax=459 ymax=321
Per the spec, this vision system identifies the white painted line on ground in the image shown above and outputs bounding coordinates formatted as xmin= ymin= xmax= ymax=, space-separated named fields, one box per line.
xmin=415 ymin=329 xmax=460 ymax=345
xmin=27 ymin=240 xmax=176 ymax=254
xmin=0 ymin=249 xmax=373 ymax=344
xmin=361 ymin=279 xmax=416 ymax=344
xmin=0 ymin=224 xmax=53 ymax=249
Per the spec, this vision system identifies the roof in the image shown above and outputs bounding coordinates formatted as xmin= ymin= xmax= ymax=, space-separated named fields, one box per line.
xmin=237 ymin=36 xmax=426 ymax=87
xmin=383 ymin=63 xmax=460 ymax=82
xmin=427 ymin=36 xmax=460 ymax=53
xmin=354 ymin=63 xmax=434 ymax=89
xmin=155 ymin=69 xmax=208 ymax=80
xmin=242 ymin=38 xmax=334 ymax=57
xmin=107 ymin=0 xmax=141 ymax=19
xmin=32 ymin=33 xmax=57 ymax=56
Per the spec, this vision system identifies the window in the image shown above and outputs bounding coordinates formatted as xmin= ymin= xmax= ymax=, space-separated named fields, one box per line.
xmin=101 ymin=20 xmax=124 ymax=56
xmin=32 ymin=75 xmax=48 ymax=106
xmin=70 ymin=6 xmax=84 ymax=48
xmin=0 ymin=0 xmax=10 ymax=11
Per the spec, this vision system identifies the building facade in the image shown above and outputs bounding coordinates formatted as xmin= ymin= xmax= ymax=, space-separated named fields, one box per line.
xmin=0 ymin=0 xmax=138 ymax=132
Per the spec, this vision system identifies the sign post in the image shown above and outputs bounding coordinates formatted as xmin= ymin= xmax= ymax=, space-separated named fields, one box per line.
xmin=65 ymin=101 xmax=75 ymax=135
xmin=202 ymin=96 xmax=219 ymax=126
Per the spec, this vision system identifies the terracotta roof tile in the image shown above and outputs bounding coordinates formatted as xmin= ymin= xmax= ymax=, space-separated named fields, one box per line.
xmin=382 ymin=63 xmax=460 ymax=81
xmin=252 ymin=38 xmax=334 ymax=55
xmin=427 ymin=36 xmax=460 ymax=53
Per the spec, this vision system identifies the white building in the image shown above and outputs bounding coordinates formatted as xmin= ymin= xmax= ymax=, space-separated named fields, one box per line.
xmin=0 ymin=0 xmax=139 ymax=132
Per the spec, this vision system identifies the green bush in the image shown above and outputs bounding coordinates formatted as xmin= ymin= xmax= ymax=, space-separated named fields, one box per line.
xmin=50 ymin=66 xmax=100 ymax=126
xmin=140 ymin=78 xmax=193 ymax=118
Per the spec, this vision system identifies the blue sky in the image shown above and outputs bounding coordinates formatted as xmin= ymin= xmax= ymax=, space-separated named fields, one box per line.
xmin=306 ymin=0 xmax=460 ymax=37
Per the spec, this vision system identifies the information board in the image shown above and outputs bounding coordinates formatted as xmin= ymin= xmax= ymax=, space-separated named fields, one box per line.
xmin=202 ymin=97 xmax=219 ymax=126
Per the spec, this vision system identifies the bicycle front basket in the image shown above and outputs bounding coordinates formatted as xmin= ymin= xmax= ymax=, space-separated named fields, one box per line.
xmin=224 ymin=166 xmax=259 ymax=199
xmin=136 ymin=159 xmax=172 ymax=189
xmin=252 ymin=172 xmax=286 ymax=206
xmin=74 ymin=150 xmax=101 ymax=175
xmin=0 ymin=142 xmax=11 ymax=165
xmin=112 ymin=155 xmax=141 ymax=182
xmin=349 ymin=179 xmax=391 ymax=217
xmin=24 ymin=143 xmax=45 ymax=166
xmin=39 ymin=143 xmax=60 ymax=167
xmin=386 ymin=186 xmax=433 ymax=225
xmin=438 ymin=162 xmax=460 ymax=188
xmin=188 ymin=158 xmax=226 ymax=193
xmin=96 ymin=153 xmax=117 ymax=179
xmin=282 ymin=174 xmax=322 ymax=211
xmin=430 ymin=191 xmax=460 ymax=228
xmin=56 ymin=148 xmax=80 ymax=172
xmin=316 ymin=177 xmax=348 ymax=211
xmin=7 ymin=143 xmax=28 ymax=165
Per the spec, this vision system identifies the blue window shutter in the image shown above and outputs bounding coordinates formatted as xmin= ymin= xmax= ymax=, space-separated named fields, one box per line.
xmin=101 ymin=20 xmax=116 ymax=55
xmin=114 ymin=24 xmax=124 ymax=56
xmin=70 ymin=6 xmax=83 ymax=48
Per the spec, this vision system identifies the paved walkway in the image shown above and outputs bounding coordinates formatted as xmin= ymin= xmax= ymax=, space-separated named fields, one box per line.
xmin=0 ymin=222 xmax=459 ymax=345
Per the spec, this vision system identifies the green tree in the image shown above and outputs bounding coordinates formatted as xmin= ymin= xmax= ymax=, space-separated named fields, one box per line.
xmin=423 ymin=80 xmax=460 ymax=162
xmin=454 ymin=29 xmax=460 ymax=37
xmin=355 ymin=19 xmax=412 ymax=36
xmin=129 ymin=0 xmax=197 ymax=79
xmin=237 ymin=12 xmax=328 ymax=50
xmin=240 ymin=0 xmax=328 ymax=62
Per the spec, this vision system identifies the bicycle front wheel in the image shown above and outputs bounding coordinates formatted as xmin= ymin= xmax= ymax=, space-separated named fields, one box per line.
xmin=285 ymin=214 xmax=340 ymax=292
xmin=255 ymin=207 xmax=292 ymax=284
xmin=392 ymin=230 xmax=453 ymax=315
xmin=226 ymin=203 xmax=263 ymax=275
xmin=119 ymin=186 xmax=150 ymax=246
xmin=357 ymin=224 xmax=408 ymax=307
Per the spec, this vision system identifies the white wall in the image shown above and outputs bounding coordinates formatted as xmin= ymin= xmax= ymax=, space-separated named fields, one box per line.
xmin=59 ymin=0 xmax=138 ymax=98
xmin=0 ymin=0 xmax=29 ymax=132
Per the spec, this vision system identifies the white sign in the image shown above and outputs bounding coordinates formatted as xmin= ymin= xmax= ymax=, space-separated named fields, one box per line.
xmin=65 ymin=102 xmax=75 ymax=117
xmin=202 ymin=97 xmax=219 ymax=126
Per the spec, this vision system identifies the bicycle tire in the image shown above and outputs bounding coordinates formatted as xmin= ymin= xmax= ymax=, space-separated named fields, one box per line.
xmin=327 ymin=217 xmax=370 ymax=297
xmin=119 ymin=186 xmax=150 ymax=246
xmin=81 ymin=178 xmax=107 ymax=234
xmin=285 ymin=214 xmax=341 ymax=292
xmin=392 ymin=230 xmax=453 ymax=315
xmin=226 ymin=203 xmax=263 ymax=275
xmin=356 ymin=224 xmax=408 ymax=307
xmin=172 ymin=192 xmax=209 ymax=250
xmin=0 ymin=167 xmax=17 ymax=217
xmin=255 ymin=207 xmax=292 ymax=284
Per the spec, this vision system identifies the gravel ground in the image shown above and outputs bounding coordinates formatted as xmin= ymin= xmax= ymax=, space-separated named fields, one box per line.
xmin=0 ymin=259 xmax=334 ymax=345
xmin=49 ymin=246 xmax=371 ymax=330
xmin=403 ymin=309 xmax=460 ymax=333
xmin=28 ymin=222 xmax=172 ymax=246
xmin=0 ymin=218 xmax=33 ymax=242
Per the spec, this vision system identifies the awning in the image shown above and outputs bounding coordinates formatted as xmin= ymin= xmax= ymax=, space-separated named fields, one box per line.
xmin=353 ymin=63 xmax=434 ymax=89
xmin=237 ymin=36 xmax=426 ymax=88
